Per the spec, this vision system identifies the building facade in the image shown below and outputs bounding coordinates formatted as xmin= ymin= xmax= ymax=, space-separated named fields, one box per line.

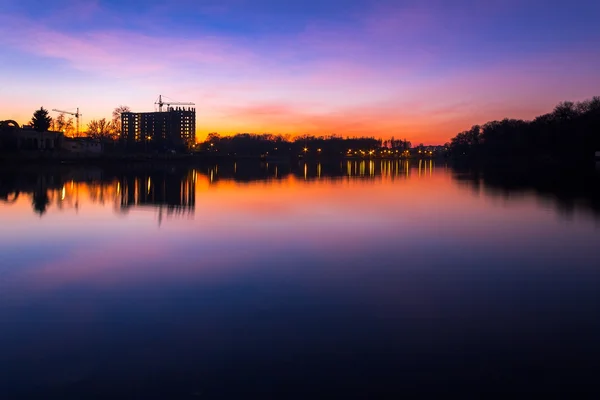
xmin=62 ymin=137 xmax=103 ymax=155
xmin=121 ymin=107 xmax=196 ymax=151
xmin=0 ymin=120 xmax=64 ymax=151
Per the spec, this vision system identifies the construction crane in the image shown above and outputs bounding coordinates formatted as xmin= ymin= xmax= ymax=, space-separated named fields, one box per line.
xmin=52 ymin=108 xmax=81 ymax=136
xmin=154 ymin=95 xmax=195 ymax=112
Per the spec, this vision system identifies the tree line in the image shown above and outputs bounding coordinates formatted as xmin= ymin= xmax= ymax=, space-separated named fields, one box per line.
xmin=22 ymin=107 xmax=420 ymax=155
xmin=201 ymin=133 xmax=413 ymax=156
xmin=28 ymin=106 xmax=131 ymax=141
xmin=448 ymin=96 xmax=600 ymax=163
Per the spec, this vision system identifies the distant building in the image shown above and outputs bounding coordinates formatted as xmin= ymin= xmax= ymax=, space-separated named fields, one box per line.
xmin=0 ymin=120 xmax=63 ymax=151
xmin=61 ymin=137 xmax=103 ymax=155
xmin=121 ymin=107 xmax=196 ymax=151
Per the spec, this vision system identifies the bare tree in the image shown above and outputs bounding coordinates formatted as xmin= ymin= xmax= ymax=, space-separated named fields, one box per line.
xmin=53 ymin=113 xmax=66 ymax=132
xmin=112 ymin=105 xmax=131 ymax=135
xmin=65 ymin=117 xmax=75 ymax=137
xmin=50 ymin=114 xmax=75 ymax=136
xmin=87 ymin=118 xmax=116 ymax=141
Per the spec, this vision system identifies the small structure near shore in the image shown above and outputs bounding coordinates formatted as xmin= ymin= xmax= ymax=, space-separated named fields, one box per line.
xmin=0 ymin=120 xmax=63 ymax=151
xmin=61 ymin=137 xmax=103 ymax=155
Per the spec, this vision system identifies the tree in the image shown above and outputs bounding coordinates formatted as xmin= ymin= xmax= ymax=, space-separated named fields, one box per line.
xmin=64 ymin=117 xmax=75 ymax=137
xmin=87 ymin=118 xmax=116 ymax=141
xmin=32 ymin=189 xmax=50 ymax=215
xmin=447 ymin=96 xmax=600 ymax=162
xmin=53 ymin=113 xmax=67 ymax=132
xmin=31 ymin=107 xmax=52 ymax=132
xmin=112 ymin=105 xmax=131 ymax=135
xmin=207 ymin=132 xmax=221 ymax=142
xmin=552 ymin=101 xmax=577 ymax=121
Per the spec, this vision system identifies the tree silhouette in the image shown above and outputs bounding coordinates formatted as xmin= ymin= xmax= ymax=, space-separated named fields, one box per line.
xmin=64 ymin=117 xmax=75 ymax=137
xmin=87 ymin=118 xmax=116 ymax=141
xmin=31 ymin=107 xmax=52 ymax=132
xmin=198 ymin=132 xmax=382 ymax=157
xmin=112 ymin=105 xmax=131 ymax=135
xmin=53 ymin=113 xmax=68 ymax=133
xmin=32 ymin=189 xmax=50 ymax=215
xmin=448 ymin=96 xmax=600 ymax=164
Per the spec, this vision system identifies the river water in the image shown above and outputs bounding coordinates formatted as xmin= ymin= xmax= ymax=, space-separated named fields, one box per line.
xmin=1 ymin=160 xmax=599 ymax=398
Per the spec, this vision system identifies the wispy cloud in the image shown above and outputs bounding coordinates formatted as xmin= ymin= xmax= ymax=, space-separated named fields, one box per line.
xmin=0 ymin=15 xmax=257 ymax=78
xmin=1 ymin=0 xmax=599 ymax=142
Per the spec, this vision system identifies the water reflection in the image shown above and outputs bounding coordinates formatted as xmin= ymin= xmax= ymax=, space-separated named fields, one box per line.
xmin=1 ymin=160 xmax=600 ymax=398
xmin=452 ymin=163 xmax=600 ymax=220
xmin=0 ymin=168 xmax=196 ymax=222
xmin=118 ymin=170 xmax=195 ymax=224
xmin=1 ymin=160 xmax=599 ymax=220
xmin=207 ymin=159 xmax=428 ymax=183
xmin=0 ymin=160 xmax=436 ymax=217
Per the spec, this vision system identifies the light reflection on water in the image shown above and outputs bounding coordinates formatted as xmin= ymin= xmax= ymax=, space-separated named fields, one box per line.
xmin=0 ymin=160 xmax=444 ymax=220
xmin=0 ymin=160 xmax=599 ymax=398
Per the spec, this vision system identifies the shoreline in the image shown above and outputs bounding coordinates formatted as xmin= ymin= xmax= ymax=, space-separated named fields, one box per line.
xmin=0 ymin=152 xmax=441 ymax=166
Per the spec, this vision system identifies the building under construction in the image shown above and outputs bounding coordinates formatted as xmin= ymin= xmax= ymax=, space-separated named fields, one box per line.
xmin=121 ymin=106 xmax=196 ymax=151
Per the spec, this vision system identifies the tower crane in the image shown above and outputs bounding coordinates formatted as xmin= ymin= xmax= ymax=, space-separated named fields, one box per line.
xmin=51 ymin=108 xmax=81 ymax=136
xmin=155 ymin=95 xmax=195 ymax=112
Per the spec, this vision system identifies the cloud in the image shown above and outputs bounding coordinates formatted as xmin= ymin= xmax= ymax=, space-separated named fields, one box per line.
xmin=0 ymin=15 xmax=257 ymax=78
xmin=1 ymin=1 xmax=599 ymax=143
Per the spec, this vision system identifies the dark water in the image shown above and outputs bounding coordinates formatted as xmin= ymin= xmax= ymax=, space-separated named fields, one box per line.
xmin=1 ymin=160 xmax=599 ymax=398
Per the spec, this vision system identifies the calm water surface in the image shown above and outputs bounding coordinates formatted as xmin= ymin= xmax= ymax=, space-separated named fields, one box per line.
xmin=1 ymin=161 xmax=599 ymax=398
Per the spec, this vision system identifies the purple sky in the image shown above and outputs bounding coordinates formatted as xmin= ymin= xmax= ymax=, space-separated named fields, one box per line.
xmin=1 ymin=0 xmax=599 ymax=143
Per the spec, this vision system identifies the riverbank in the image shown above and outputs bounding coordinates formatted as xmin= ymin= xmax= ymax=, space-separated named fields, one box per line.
xmin=0 ymin=152 xmax=236 ymax=166
xmin=0 ymin=151 xmax=443 ymax=166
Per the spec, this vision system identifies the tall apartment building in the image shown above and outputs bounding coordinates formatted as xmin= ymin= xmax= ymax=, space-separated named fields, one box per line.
xmin=121 ymin=107 xmax=196 ymax=150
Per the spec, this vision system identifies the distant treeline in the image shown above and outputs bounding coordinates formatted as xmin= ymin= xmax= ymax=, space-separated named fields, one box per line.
xmin=199 ymin=133 xmax=413 ymax=157
xmin=448 ymin=96 xmax=600 ymax=164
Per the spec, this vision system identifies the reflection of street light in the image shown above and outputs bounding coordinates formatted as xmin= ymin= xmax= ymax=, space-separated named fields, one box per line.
xmin=317 ymin=148 xmax=322 ymax=153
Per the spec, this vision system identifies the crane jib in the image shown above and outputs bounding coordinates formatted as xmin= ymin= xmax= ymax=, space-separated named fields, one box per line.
xmin=51 ymin=108 xmax=81 ymax=135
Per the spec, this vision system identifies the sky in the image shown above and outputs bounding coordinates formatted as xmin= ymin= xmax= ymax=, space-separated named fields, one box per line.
xmin=1 ymin=0 xmax=599 ymax=144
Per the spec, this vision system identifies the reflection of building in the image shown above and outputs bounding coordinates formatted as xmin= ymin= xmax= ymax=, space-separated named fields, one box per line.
xmin=119 ymin=171 xmax=195 ymax=217
xmin=0 ymin=167 xmax=197 ymax=219
xmin=121 ymin=107 xmax=196 ymax=150
xmin=0 ymin=170 xmax=65 ymax=215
